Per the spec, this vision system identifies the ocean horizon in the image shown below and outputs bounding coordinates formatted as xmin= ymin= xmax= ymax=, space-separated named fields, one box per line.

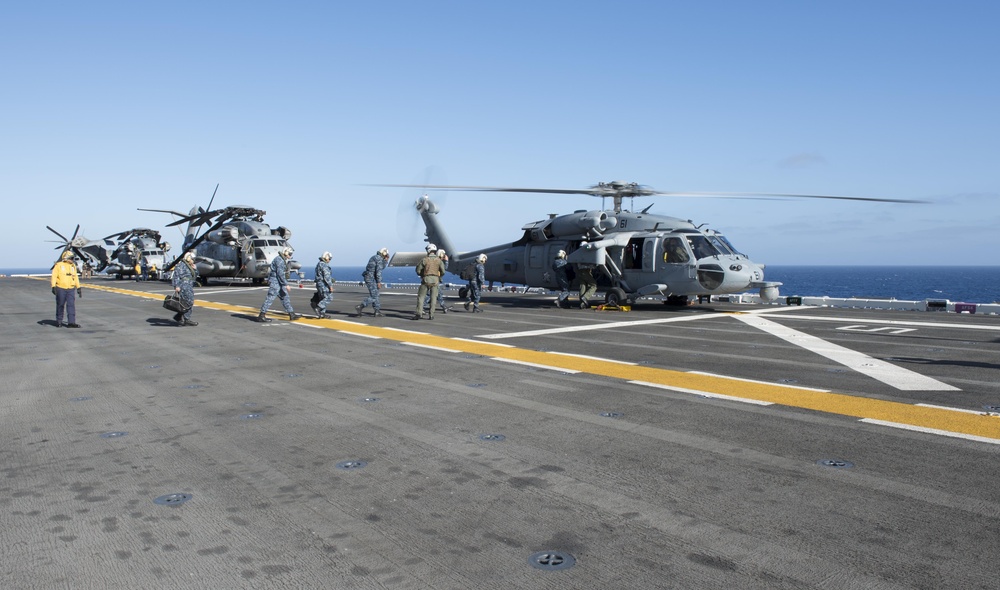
xmin=6 ymin=265 xmax=998 ymax=304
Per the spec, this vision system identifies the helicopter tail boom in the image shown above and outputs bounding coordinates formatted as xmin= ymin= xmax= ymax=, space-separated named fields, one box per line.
xmin=415 ymin=195 xmax=459 ymax=260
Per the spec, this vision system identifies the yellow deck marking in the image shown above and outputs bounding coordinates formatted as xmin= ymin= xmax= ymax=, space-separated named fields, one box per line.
xmin=84 ymin=283 xmax=1000 ymax=443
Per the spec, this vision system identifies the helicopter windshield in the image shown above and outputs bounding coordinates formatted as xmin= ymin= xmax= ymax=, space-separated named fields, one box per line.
xmin=706 ymin=235 xmax=734 ymax=255
xmin=686 ymin=235 xmax=721 ymax=260
xmin=716 ymin=235 xmax=744 ymax=256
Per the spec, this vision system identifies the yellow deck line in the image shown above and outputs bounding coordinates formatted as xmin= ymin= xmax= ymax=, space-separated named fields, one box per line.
xmin=83 ymin=283 xmax=1000 ymax=442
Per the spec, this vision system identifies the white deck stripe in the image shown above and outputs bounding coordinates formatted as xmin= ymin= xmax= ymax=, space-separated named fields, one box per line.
xmin=735 ymin=315 xmax=959 ymax=391
xmin=477 ymin=313 xmax=724 ymax=339
xmin=492 ymin=358 xmax=580 ymax=373
xmin=771 ymin=314 xmax=1000 ymax=331
xmin=628 ymin=380 xmax=774 ymax=406
xmin=687 ymin=371 xmax=830 ymax=392
xmin=402 ymin=342 xmax=460 ymax=353
xmin=917 ymin=403 xmax=1000 ymax=416
xmin=860 ymin=419 xmax=1000 ymax=445
xmin=547 ymin=352 xmax=637 ymax=365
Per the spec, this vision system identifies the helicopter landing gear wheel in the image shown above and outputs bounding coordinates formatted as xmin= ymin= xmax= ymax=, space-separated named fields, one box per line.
xmin=664 ymin=295 xmax=689 ymax=306
xmin=458 ymin=286 xmax=468 ymax=300
xmin=605 ymin=287 xmax=628 ymax=306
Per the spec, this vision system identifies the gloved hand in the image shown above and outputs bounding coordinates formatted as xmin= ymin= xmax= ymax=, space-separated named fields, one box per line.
xmin=52 ymin=287 xmax=56 ymax=295
xmin=77 ymin=288 xmax=83 ymax=297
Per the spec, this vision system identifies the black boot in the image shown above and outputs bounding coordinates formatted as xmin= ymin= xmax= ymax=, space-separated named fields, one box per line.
xmin=256 ymin=313 xmax=272 ymax=323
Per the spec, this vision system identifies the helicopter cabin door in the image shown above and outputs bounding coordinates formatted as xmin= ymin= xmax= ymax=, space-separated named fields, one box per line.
xmin=660 ymin=236 xmax=697 ymax=282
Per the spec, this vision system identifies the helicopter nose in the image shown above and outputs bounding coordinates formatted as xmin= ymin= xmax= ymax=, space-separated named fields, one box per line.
xmin=697 ymin=263 xmax=756 ymax=292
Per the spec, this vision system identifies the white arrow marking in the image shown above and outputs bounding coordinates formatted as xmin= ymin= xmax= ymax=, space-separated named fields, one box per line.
xmin=735 ymin=315 xmax=959 ymax=391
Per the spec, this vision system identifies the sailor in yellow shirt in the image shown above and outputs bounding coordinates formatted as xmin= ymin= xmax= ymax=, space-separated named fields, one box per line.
xmin=51 ymin=251 xmax=82 ymax=328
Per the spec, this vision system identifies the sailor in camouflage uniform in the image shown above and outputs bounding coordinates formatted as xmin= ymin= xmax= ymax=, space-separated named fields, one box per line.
xmin=464 ymin=253 xmax=487 ymax=313
xmin=312 ymin=251 xmax=334 ymax=319
xmin=355 ymin=247 xmax=389 ymax=317
xmin=171 ymin=251 xmax=199 ymax=326
xmin=256 ymin=248 xmax=299 ymax=322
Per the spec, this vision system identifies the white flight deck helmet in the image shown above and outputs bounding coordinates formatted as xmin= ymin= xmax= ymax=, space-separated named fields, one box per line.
xmin=477 ymin=253 xmax=487 ymax=263
xmin=425 ymin=243 xmax=437 ymax=253
xmin=378 ymin=247 xmax=389 ymax=258
xmin=281 ymin=247 xmax=294 ymax=258
xmin=556 ymin=250 xmax=567 ymax=259
xmin=320 ymin=251 xmax=332 ymax=261
xmin=436 ymin=249 xmax=446 ymax=257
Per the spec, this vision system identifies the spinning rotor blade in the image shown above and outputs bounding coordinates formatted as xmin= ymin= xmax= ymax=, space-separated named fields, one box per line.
xmin=394 ymin=167 xmax=448 ymax=244
xmin=373 ymin=183 xmax=596 ymax=196
xmin=643 ymin=190 xmax=927 ymax=204
xmin=369 ymin=183 xmax=926 ymax=204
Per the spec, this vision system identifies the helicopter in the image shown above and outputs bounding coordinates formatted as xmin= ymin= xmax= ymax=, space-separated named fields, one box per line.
xmin=45 ymin=225 xmax=109 ymax=272
xmin=100 ymin=228 xmax=171 ymax=279
xmin=140 ymin=186 xmax=300 ymax=285
xmin=380 ymin=181 xmax=923 ymax=306
xmin=46 ymin=226 xmax=171 ymax=279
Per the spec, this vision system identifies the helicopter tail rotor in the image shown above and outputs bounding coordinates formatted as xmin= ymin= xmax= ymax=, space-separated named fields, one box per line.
xmin=395 ymin=166 xmax=447 ymax=245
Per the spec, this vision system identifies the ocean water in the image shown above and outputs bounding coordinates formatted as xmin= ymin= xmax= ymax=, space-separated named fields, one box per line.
xmin=306 ymin=265 xmax=1000 ymax=303
xmin=764 ymin=266 xmax=999 ymax=303
xmin=8 ymin=265 xmax=997 ymax=304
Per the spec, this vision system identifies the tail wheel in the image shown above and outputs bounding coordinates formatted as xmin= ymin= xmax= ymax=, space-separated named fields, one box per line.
xmin=605 ymin=287 xmax=628 ymax=305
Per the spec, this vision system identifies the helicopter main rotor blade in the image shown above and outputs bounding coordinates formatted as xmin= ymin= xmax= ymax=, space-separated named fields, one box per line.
xmin=164 ymin=212 xmax=233 ymax=271
xmin=648 ymin=191 xmax=928 ymax=204
xmin=369 ymin=183 xmax=926 ymax=205
xmin=206 ymin=183 xmax=219 ymax=212
xmin=46 ymin=225 xmax=69 ymax=242
xmin=138 ymin=207 xmax=190 ymax=217
xmin=370 ymin=183 xmax=597 ymax=196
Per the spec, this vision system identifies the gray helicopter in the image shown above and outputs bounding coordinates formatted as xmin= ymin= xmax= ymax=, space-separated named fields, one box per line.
xmin=140 ymin=186 xmax=300 ymax=285
xmin=46 ymin=225 xmax=108 ymax=271
xmin=46 ymin=226 xmax=171 ymax=279
xmin=100 ymin=228 xmax=171 ymax=279
xmin=381 ymin=181 xmax=922 ymax=306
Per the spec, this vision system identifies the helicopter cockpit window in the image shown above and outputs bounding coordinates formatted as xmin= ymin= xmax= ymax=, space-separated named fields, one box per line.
xmin=717 ymin=235 xmax=744 ymax=256
xmin=686 ymin=235 xmax=721 ymax=260
xmin=661 ymin=237 xmax=690 ymax=263
xmin=706 ymin=235 xmax=733 ymax=255
xmin=267 ymin=239 xmax=279 ymax=246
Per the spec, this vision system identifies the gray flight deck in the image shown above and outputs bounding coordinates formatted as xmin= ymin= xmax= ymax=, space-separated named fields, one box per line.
xmin=3 ymin=276 xmax=999 ymax=589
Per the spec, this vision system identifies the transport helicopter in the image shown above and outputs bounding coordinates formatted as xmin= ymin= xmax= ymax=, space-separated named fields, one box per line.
xmin=100 ymin=228 xmax=171 ymax=279
xmin=47 ymin=226 xmax=171 ymax=279
xmin=140 ymin=186 xmax=300 ymax=285
xmin=380 ymin=181 xmax=922 ymax=306
xmin=45 ymin=225 xmax=109 ymax=271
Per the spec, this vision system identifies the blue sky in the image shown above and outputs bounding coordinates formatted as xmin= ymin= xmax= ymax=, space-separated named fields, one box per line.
xmin=3 ymin=1 xmax=998 ymax=269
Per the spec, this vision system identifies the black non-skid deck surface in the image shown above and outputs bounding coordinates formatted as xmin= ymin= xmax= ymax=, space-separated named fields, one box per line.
xmin=3 ymin=276 xmax=999 ymax=589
